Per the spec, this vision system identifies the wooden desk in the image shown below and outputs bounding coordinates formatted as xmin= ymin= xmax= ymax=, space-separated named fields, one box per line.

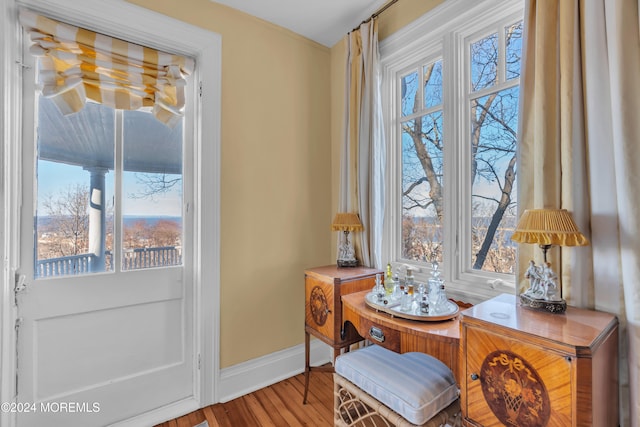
xmin=341 ymin=290 xmax=462 ymax=384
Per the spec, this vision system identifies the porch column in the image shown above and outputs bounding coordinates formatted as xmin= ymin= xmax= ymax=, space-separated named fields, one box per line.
xmin=85 ymin=167 xmax=108 ymax=272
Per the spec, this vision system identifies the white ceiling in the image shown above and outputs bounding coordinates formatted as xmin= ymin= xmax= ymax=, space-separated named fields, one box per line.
xmin=211 ymin=0 xmax=388 ymax=47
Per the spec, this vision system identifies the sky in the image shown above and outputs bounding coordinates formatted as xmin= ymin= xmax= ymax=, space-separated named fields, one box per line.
xmin=37 ymin=160 xmax=182 ymax=217
xmin=35 ymin=93 xmax=184 ymax=218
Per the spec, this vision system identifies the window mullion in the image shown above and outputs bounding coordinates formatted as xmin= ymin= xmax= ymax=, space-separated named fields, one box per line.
xmin=385 ymin=71 xmax=399 ymax=265
xmin=498 ymin=23 xmax=506 ymax=84
xmin=441 ymin=31 xmax=454 ymax=284
xmin=462 ymin=31 xmax=475 ymax=281
xmin=393 ymin=73 xmax=404 ymax=263
xmin=460 ymin=31 xmax=475 ymax=282
xmin=401 ymin=105 xmax=442 ymax=122
xmin=469 ymin=79 xmax=519 ymax=101
xmin=418 ymin=65 xmax=426 ymax=115
xmin=113 ymin=110 xmax=123 ymax=273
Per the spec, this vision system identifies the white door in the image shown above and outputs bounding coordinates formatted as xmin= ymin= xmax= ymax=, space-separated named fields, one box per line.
xmin=15 ymin=41 xmax=196 ymax=426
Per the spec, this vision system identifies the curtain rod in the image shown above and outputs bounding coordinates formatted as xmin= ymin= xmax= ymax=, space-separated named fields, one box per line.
xmin=351 ymin=0 xmax=399 ymax=32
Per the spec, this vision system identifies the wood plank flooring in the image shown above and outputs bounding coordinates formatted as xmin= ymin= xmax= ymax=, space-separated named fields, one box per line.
xmin=154 ymin=369 xmax=334 ymax=427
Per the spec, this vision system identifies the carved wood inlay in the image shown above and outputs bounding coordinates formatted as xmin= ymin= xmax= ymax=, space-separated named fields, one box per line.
xmin=480 ymin=350 xmax=550 ymax=427
xmin=310 ymin=286 xmax=329 ymax=326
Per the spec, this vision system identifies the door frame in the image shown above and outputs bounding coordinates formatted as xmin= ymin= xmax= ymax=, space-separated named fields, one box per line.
xmin=0 ymin=0 xmax=221 ymax=425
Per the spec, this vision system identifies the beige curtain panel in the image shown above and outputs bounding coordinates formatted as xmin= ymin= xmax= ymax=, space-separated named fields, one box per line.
xmin=519 ymin=0 xmax=640 ymax=424
xmin=19 ymin=8 xmax=194 ymax=127
xmin=339 ymin=19 xmax=385 ymax=269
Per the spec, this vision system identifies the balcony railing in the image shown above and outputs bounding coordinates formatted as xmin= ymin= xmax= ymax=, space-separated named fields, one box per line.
xmin=122 ymin=246 xmax=182 ymax=270
xmin=36 ymin=246 xmax=181 ymax=278
xmin=36 ymin=253 xmax=96 ymax=277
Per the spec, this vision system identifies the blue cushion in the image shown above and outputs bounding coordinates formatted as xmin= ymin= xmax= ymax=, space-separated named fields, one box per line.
xmin=335 ymin=345 xmax=458 ymax=425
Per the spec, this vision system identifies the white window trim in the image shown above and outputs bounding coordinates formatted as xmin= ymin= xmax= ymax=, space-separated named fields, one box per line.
xmin=380 ymin=0 xmax=523 ymax=304
xmin=0 ymin=0 xmax=221 ymax=425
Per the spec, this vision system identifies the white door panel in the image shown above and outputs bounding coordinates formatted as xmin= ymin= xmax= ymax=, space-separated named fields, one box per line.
xmin=33 ymin=298 xmax=185 ymax=399
xmin=17 ymin=274 xmax=193 ymax=426
xmin=19 ymin=268 xmax=184 ymax=319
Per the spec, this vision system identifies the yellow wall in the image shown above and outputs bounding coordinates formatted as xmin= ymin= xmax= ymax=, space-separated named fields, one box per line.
xmin=127 ymin=0 xmax=333 ymax=368
xmin=377 ymin=0 xmax=445 ymax=41
xmin=126 ymin=0 xmax=445 ymax=369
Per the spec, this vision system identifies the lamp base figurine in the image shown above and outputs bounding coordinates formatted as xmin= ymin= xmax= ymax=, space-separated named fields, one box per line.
xmin=520 ymin=260 xmax=567 ymax=314
xmin=520 ymin=293 xmax=567 ymax=314
xmin=336 ymin=229 xmax=359 ymax=267
xmin=337 ymin=259 xmax=358 ymax=268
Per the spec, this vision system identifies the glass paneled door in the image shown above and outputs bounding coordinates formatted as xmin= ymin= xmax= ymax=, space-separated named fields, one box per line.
xmin=16 ymin=49 xmax=195 ymax=426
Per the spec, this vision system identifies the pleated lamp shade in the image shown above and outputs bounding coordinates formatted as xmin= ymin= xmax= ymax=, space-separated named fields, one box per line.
xmin=331 ymin=213 xmax=364 ymax=232
xmin=511 ymin=209 xmax=589 ymax=247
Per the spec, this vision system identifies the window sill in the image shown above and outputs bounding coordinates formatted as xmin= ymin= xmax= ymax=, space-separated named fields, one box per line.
xmin=444 ymin=278 xmax=515 ymax=306
xmin=389 ymin=263 xmax=516 ymax=306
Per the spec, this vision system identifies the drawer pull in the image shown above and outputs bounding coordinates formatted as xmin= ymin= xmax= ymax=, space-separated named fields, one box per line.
xmin=470 ymin=373 xmax=479 ymax=381
xmin=369 ymin=326 xmax=385 ymax=343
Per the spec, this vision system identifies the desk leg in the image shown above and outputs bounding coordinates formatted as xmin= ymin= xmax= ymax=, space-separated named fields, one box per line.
xmin=303 ymin=330 xmax=310 ymax=404
xmin=304 ymin=332 xmax=341 ymax=404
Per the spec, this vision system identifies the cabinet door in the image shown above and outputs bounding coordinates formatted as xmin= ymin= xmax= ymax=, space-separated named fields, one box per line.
xmin=305 ymin=277 xmax=337 ymax=342
xmin=464 ymin=326 xmax=572 ymax=427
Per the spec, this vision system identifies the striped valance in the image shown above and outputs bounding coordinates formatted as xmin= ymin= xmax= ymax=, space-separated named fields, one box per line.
xmin=19 ymin=9 xmax=194 ymax=127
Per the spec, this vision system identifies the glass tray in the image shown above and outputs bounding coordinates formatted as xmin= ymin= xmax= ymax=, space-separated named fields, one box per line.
xmin=364 ymin=292 xmax=459 ymax=322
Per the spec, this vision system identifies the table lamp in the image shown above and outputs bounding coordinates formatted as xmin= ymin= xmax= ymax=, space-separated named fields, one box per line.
xmin=332 ymin=212 xmax=363 ymax=267
xmin=510 ymin=209 xmax=589 ymax=313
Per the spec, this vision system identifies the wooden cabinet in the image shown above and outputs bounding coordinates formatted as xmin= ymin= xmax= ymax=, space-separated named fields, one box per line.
xmin=303 ymin=265 xmax=382 ymax=403
xmin=460 ymin=294 xmax=618 ymax=427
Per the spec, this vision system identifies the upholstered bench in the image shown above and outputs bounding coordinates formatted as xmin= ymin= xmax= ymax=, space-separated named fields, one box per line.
xmin=334 ymin=345 xmax=461 ymax=427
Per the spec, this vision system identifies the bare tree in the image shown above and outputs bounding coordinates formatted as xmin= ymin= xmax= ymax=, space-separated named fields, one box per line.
xmin=469 ymin=91 xmax=518 ymax=270
xmin=402 ymin=63 xmax=444 ymax=220
xmin=123 ymin=218 xmax=181 ymax=249
xmin=151 ymin=220 xmax=181 ymax=247
xmin=123 ymin=219 xmax=150 ymax=249
xmin=129 ymin=172 xmax=181 ymax=200
xmin=41 ymin=184 xmax=90 ymax=257
xmin=402 ymin=217 xmax=442 ymax=263
xmin=402 ymin=23 xmax=521 ymax=273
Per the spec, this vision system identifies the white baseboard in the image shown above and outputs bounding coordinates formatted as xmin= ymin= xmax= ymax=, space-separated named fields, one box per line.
xmin=218 ymin=339 xmax=332 ymax=403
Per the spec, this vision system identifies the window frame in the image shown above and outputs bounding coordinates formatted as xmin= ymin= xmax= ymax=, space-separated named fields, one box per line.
xmin=380 ymin=0 xmax=524 ymax=303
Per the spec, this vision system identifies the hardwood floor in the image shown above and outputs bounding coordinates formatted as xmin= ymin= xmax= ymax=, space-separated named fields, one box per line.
xmin=155 ymin=369 xmax=334 ymax=427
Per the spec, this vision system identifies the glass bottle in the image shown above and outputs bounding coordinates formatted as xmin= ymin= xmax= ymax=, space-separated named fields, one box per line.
xmin=401 ymin=288 xmax=412 ymax=312
xmin=419 ymin=293 xmax=430 ymax=314
xmin=405 ymin=269 xmax=415 ymax=298
xmin=428 ymin=262 xmax=443 ymax=308
xmin=434 ymin=283 xmax=448 ymax=313
xmin=393 ymin=267 xmax=403 ymax=300
xmin=373 ymin=273 xmax=385 ymax=302
xmin=385 ymin=263 xmax=395 ymax=295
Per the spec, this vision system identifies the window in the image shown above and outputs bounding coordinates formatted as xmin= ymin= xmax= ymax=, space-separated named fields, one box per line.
xmin=22 ymin=11 xmax=192 ymax=278
xmin=35 ymin=99 xmax=185 ymax=277
xmin=380 ymin=0 xmax=524 ymax=300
